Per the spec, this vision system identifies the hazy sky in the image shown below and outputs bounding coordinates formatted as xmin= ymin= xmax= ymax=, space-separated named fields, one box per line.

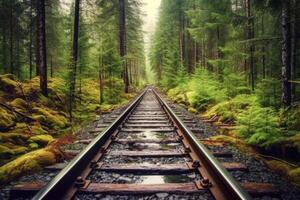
xmin=140 ymin=0 xmax=161 ymax=52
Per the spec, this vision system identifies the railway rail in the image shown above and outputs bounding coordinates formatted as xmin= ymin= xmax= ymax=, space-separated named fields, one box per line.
xmin=10 ymin=88 xmax=280 ymax=200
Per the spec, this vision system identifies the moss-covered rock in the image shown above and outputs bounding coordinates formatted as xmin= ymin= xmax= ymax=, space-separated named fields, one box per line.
xmin=0 ymin=133 xmax=29 ymax=145
xmin=209 ymin=135 xmax=257 ymax=155
xmin=33 ymin=106 xmax=69 ymax=129
xmin=0 ymin=145 xmax=14 ymax=159
xmin=28 ymin=142 xmax=39 ymax=150
xmin=188 ymin=107 xmax=198 ymax=114
xmin=0 ymin=148 xmax=57 ymax=184
xmin=289 ymin=167 xmax=300 ymax=187
xmin=10 ymin=98 xmax=28 ymax=111
xmin=0 ymin=108 xmax=16 ymax=131
xmin=12 ymin=146 xmax=28 ymax=154
xmin=30 ymin=123 xmax=48 ymax=135
xmin=28 ymin=134 xmax=54 ymax=146
xmin=0 ymin=74 xmax=19 ymax=93
xmin=265 ymin=160 xmax=294 ymax=176
xmin=281 ymin=133 xmax=300 ymax=152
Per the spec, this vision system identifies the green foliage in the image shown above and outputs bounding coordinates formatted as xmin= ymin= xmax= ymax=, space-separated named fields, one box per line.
xmin=256 ymin=78 xmax=281 ymax=107
xmin=188 ymin=69 xmax=226 ymax=111
xmin=104 ymin=78 xmax=124 ymax=104
xmin=280 ymin=104 xmax=300 ymax=131
xmin=205 ymin=94 xmax=256 ymax=123
xmin=236 ymin=104 xmax=282 ymax=148
xmin=223 ymin=70 xmax=250 ymax=97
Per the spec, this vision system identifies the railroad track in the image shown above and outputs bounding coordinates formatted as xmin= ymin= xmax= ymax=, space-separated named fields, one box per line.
xmin=10 ymin=88 xmax=280 ymax=200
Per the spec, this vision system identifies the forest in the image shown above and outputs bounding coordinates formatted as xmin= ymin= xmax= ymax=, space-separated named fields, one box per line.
xmin=0 ymin=0 xmax=299 ymax=189
xmin=150 ymin=1 xmax=300 ymax=150
xmin=150 ymin=0 xmax=300 ymax=186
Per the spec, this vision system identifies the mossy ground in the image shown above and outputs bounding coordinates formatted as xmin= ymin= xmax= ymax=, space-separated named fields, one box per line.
xmin=0 ymin=74 xmax=136 ymax=183
xmin=0 ymin=144 xmax=64 ymax=184
xmin=166 ymin=80 xmax=300 ymax=187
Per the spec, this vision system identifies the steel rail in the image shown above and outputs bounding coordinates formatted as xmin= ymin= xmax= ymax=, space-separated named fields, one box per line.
xmin=32 ymin=89 xmax=147 ymax=200
xmin=152 ymin=88 xmax=252 ymax=200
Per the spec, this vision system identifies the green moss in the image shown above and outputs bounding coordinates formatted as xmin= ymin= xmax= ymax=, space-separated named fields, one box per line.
xmin=265 ymin=160 xmax=293 ymax=176
xmin=30 ymin=124 xmax=48 ymax=135
xmin=14 ymin=123 xmax=28 ymax=131
xmin=0 ymin=108 xmax=16 ymax=131
xmin=12 ymin=146 xmax=28 ymax=154
xmin=33 ymin=106 xmax=69 ymax=129
xmin=209 ymin=135 xmax=257 ymax=155
xmin=21 ymin=77 xmax=40 ymax=98
xmin=289 ymin=167 xmax=300 ymax=187
xmin=0 ymin=74 xmax=19 ymax=93
xmin=10 ymin=98 xmax=28 ymax=111
xmin=210 ymin=135 xmax=239 ymax=144
xmin=188 ymin=107 xmax=197 ymax=114
xmin=28 ymin=143 xmax=39 ymax=150
xmin=0 ymin=145 xmax=14 ymax=159
xmin=28 ymin=135 xmax=54 ymax=146
xmin=0 ymin=148 xmax=56 ymax=184
xmin=0 ymin=133 xmax=29 ymax=145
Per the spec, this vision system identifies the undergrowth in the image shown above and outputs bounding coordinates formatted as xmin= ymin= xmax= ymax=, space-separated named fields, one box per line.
xmin=166 ymin=69 xmax=300 ymax=151
xmin=0 ymin=74 xmax=135 ymax=167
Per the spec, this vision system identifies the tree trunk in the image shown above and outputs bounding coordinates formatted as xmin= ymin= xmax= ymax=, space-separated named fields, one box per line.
xmin=281 ymin=0 xmax=292 ymax=107
xmin=69 ymin=0 xmax=80 ymax=120
xmin=50 ymin=55 xmax=53 ymax=78
xmin=37 ymin=0 xmax=48 ymax=96
xmin=262 ymin=14 xmax=266 ymax=79
xmin=2 ymin=27 xmax=7 ymax=73
xmin=291 ymin=0 xmax=297 ymax=101
xmin=179 ymin=18 xmax=185 ymax=67
xmin=246 ymin=0 xmax=255 ymax=90
xmin=9 ymin=1 xmax=14 ymax=74
xmin=29 ymin=0 xmax=33 ymax=79
xmin=99 ymin=55 xmax=104 ymax=104
xmin=119 ymin=0 xmax=129 ymax=93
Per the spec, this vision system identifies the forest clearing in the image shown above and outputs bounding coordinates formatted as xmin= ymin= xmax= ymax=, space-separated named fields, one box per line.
xmin=0 ymin=0 xmax=300 ymax=199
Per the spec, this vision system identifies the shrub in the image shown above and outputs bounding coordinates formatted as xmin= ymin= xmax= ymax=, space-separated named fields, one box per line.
xmin=256 ymin=78 xmax=281 ymax=107
xmin=280 ymin=103 xmax=300 ymax=131
xmin=205 ymin=94 xmax=256 ymax=123
xmin=236 ymin=104 xmax=282 ymax=148
xmin=188 ymin=69 xmax=226 ymax=111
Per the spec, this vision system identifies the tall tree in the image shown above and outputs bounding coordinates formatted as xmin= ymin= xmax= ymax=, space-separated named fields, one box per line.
xmin=119 ymin=0 xmax=129 ymax=93
xmin=36 ymin=0 xmax=48 ymax=96
xmin=281 ymin=0 xmax=292 ymax=107
xmin=246 ymin=0 xmax=255 ymax=90
xmin=69 ymin=0 xmax=80 ymax=120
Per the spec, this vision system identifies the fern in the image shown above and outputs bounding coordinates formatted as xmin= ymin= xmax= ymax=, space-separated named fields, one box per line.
xmin=237 ymin=104 xmax=282 ymax=148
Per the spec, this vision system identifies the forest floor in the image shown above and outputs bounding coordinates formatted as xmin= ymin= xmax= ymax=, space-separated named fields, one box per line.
xmin=166 ymin=87 xmax=300 ymax=188
xmin=0 ymin=74 xmax=137 ymax=184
